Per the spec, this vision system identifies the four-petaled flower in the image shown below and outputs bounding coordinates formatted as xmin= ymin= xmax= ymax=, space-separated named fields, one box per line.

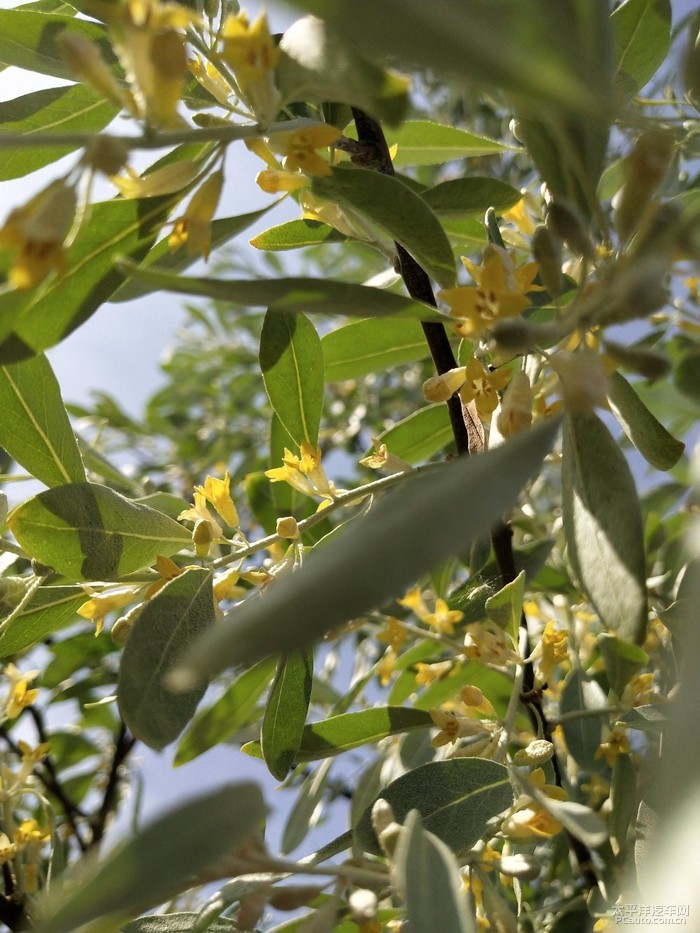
xmin=179 ymin=471 xmax=239 ymax=557
xmin=269 ymin=124 xmax=343 ymax=177
xmin=595 ymin=728 xmax=631 ymax=767
xmin=265 ymin=442 xmax=335 ymax=502
xmin=459 ymin=358 xmax=513 ymax=423
xmin=501 ymin=768 xmax=567 ymax=842
xmin=221 ymin=11 xmax=281 ymax=124
xmin=3 ymin=665 xmax=40 ymax=720
xmin=530 ymin=620 xmax=569 ymax=687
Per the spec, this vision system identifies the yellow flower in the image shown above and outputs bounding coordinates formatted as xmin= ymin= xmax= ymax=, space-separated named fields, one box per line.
xmin=265 ymin=442 xmax=335 ymax=501
xmin=550 ymin=348 xmax=610 ymax=413
xmin=78 ymin=586 xmax=142 ymax=635
xmin=530 ymin=621 xmax=569 ymax=687
xmin=460 ymin=685 xmax=496 ymax=717
xmin=463 ymin=620 xmax=518 ymax=666
xmin=269 ymin=124 xmax=343 ymax=177
xmin=189 ymin=54 xmax=233 ymax=108
xmin=422 ymin=599 xmax=464 ymax=636
xmin=500 ymin=804 xmax=564 ymax=841
xmin=621 ymin=672 xmax=655 ymax=708
xmin=377 ymin=617 xmax=408 ymax=652
xmin=178 ymin=489 xmax=226 ymax=558
xmin=440 ymin=245 xmax=539 ymax=338
xmin=0 ymin=181 xmax=76 ymax=290
xmin=0 ymin=833 xmax=17 ymax=866
xmin=276 ymin=516 xmax=300 ymax=539
xmin=213 ymin=567 xmax=246 ymax=602
xmin=377 ymin=648 xmax=397 ymax=687
xmin=169 ymin=170 xmax=224 ymax=261
xmin=359 ymin=439 xmax=413 ymax=474
xmin=458 ymin=358 xmax=511 ymax=423
xmin=195 ymin=471 xmax=239 ymax=528
xmin=502 ymin=196 xmax=537 ymax=236
xmin=221 ymin=11 xmax=280 ymax=123
xmin=595 ymin=728 xmax=630 ymax=767
xmin=14 ymin=818 xmax=49 ymax=847
xmin=112 ymin=160 xmax=201 ymax=199
xmin=256 ymin=169 xmax=309 ymax=194
xmin=415 ymin=660 xmax=453 ymax=686
xmin=59 ymin=32 xmax=136 ymax=114
xmin=496 ymin=370 xmax=533 ymax=438
xmin=397 ymin=585 xmax=430 ymax=618
xmin=429 ymin=708 xmax=492 ymax=748
xmin=422 ymin=366 xmax=469 ymax=403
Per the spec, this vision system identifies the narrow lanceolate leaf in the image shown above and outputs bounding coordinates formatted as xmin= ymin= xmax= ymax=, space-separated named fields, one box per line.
xmin=261 ymin=650 xmax=314 ymax=780
xmin=170 ymin=418 xmax=559 ymax=683
xmin=260 ymin=312 xmax=324 ymax=447
xmin=559 ymin=670 xmax=607 ymax=773
xmin=34 ymin=783 xmax=266 ymax=933
xmin=322 ymin=317 xmax=428 ymax=381
xmin=562 ymin=412 xmax=647 ymax=643
xmin=174 ymin=657 xmax=276 ymax=766
xmin=374 ymin=404 xmax=453 ymax=465
xmin=0 ymin=354 xmax=85 ymax=487
xmin=395 ymin=811 xmax=475 ymax=933
xmin=383 ymin=121 xmax=517 ymax=167
xmin=355 ymin=759 xmax=513 ymax=855
xmin=114 ymin=263 xmax=447 ymax=322
xmin=0 ymin=585 xmax=87 ymax=657
xmin=422 ymin=177 xmax=520 ymax=216
xmin=118 ymin=569 xmax=216 ymax=750
xmin=612 ymin=0 xmax=672 ymax=97
xmin=7 ymin=483 xmax=191 ymax=580
xmin=0 ymin=84 xmax=118 ymax=180
xmin=607 ymin=371 xmax=684 ymax=471
xmin=484 ymin=570 xmax=525 ymax=644
xmin=312 ymin=165 xmax=456 ymax=288
xmin=251 ymin=219 xmax=347 ymax=251
xmin=244 ymin=707 xmax=433 ymax=762
xmin=0 ymin=193 xmax=188 ymax=362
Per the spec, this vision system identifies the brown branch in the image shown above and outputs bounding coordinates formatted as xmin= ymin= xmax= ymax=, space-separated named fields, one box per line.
xmin=88 ymin=723 xmax=136 ymax=850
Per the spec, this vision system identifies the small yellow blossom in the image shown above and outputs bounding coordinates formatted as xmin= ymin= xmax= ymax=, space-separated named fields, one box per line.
xmin=502 ymin=196 xmax=537 ymax=236
xmin=0 ymin=181 xmax=76 ymax=290
xmin=530 ymin=621 xmax=569 ymax=687
xmin=142 ymin=555 xmax=183 ymax=600
xmin=440 ymin=245 xmax=540 ymax=338
xmin=422 ymin=366 xmax=469 ymax=403
xmin=265 ymin=442 xmax=335 ymax=501
xmin=78 ymin=586 xmax=142 ymax=635
xmin=460 ymin=685 xmax=496 ymax=716
xmin=276 ymin=516 xmax=300 ymax=539
xmin=500 ymin=804 xmax=564 ymax=841
xmin=0 ymin=833 xmax=17 ymax=866
xmin=14 ymin=818 xmax=49 ymax=847
xmin=422 ymin=598 xmax=464 ymax=635
xmin=213 ymin=567 xmax=246 ymax=602
xmin=458 ymin=358 xmax=512 ymax=423
xmin=359 ymin=439 xmax=413 ymax=473
xmin=377 ymin=648 xmax=397 ymax=687
xmin=198 ymin=471 xmax=239 ymax=528
xmin=256 ymin=169 xmax=309 ymax=194
xmin=415 ymin=660 xmax=453 ymax=686
xmin=189 ymin=54 xmax=233 ymax=108
xmin=621 ymin=672 xmax=655 ymax=708
xmin=595 ymin=728 xmax=631 ymax=767
xmin=169 ymin=170 xmax=224 ymax=260
xmin=397 ymin=586 xmax=430 ymax=618
xmin=178 ymin=490 xmax=225 ymax=558
xmin=221 ymin=10 xmax=280 ymax=121
xmin=112 ymin=160 xmax=201 ymax=199
xmin=269 ymin=124 xmax=343 ymax=177
xmin=463 ymin=620 xmax=518 ymax=666
xmin=429 ymin=707 xmax=492 ymax=748
xmin=377 ymin=617 xmax=407 ymax=652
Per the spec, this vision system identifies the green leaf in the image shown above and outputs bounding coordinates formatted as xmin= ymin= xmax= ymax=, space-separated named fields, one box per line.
xmin=0 ymin=193 xmax=190 ymax=362
xmin=0 ymin=9 xmax=113 ymax=80
xmin=251 ymin=219 xmax=347 ymax=251
xmin=278 ymin=15 xmax=408 ymax=126
xmin=323 ymin=317 xmax=428 ymax=381
xmin=312 ymin=165 xmax=455 ymax=288
xmin=354 ymin=759 xmax=512 ymax=855
xmin=607 ymin=371 xmax=685 ymax=471
xmin=374 ymin=404 xmax=453 ymax=465
xmin=0 ymin=585 xmax=86 ymax=657
xmin=559 ymin=670 xmax=608 ymax=773
xmin=112 ymin=206 xmax=280 ymax=303
xmin=597 ymin=632 xmax=648 ymax=696
xmin=260 ymin=311 xmax=324 ymax=447
xmin=612 ymin=0 xmax=672 ymax=97
xmin=383 ymin=121 xmax=517 ymax=168
xmin=8 ymin=482 xmax=190 ymax=580
xmin=245 ymin=707 xmax=433 ymax=762
xmin=35 ymin=783 xmax=267 ymax=933
xmin=281 ymin=759 xmax=333 ymax=855
xmin=617 ymin=704 xmax=671 ymax=735
xmin=168 ymin=417 xmax=560 ymax=680
xmin=174 ymin=657 xmax=276 ymax=766
xmin=0 ymin=354 xmax=85 ymax=487
xmin=440 ymin=215 xmax=487 ymax=248
xmin=422 ymin=177 xmax=521 ymax=215
xmin=484 ymin=570 xmax=525 ymax=643
xmin=121 ymin=916 xmax=238 ymax=933
xmin=674 ymin=347 xmax=700 ymax=407
xmin=114 ymin=262 xmax=447 ymax=322
xmin=395 ymin=811 xmax=475 ymax=933
xmin=610 ymin=753 xmax=636 ymax=855
xmin=0 ymin=84 xmax=118 ymax=180
xmin=282 ymin=1 xmax=603 ymax=115
xmin=117 ymin=569 xmax=215 ymax=750
xmin=562 ymin=412 xmax=647 ymax=643
xmin=261 ymin=650 xmax=314 ymax=780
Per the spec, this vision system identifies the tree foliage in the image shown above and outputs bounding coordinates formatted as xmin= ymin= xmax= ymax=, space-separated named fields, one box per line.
xmin=0 ymin=0 xmax=698 ymax=930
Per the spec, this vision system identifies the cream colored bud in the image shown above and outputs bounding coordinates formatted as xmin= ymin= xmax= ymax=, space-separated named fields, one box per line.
xmin=377 ymin=821 xmax=403 ymax=857
xmin=532 ymin=224 xmax=563 ymax=297
xmin=496 ymin=370 xmax=532 ymax=437
xmin=497 ymin=853 xmax=541 ymax=880
xmin=349 ymin=889 xmax=378 ymax=923
xmin=551 ymin=349 xmax=609 ymax=413
xmin=276 ymin=516 xmax=300 ymax=539
xmin=370 ymin=798 xmax=396 ymax=838
xmin=111 ymin=604 xmax=143 ymax=645
xmin=193 ymin=519 xmax=214 ymax=558
xmin=422 ymin=367 xmax=466 ymax=403
xmin=513 ymin=739 xmax=554 ymax=766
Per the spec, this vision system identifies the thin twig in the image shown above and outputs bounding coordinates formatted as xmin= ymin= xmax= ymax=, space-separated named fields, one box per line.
xmin=88 ymin=723 xmax=136 ymax=850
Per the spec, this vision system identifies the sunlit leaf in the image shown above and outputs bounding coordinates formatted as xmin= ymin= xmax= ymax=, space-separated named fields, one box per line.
xmin=484 ymin=570 xmax=525 ymax=643
xmin=355 ymin=758 xmax=512 ymax=854
xmin=35 ymin=783 xmax=267 ymax=933
xmin=373 ymin=404 xmax=453 ymax=465
xmin=322 ymin=317 xmax=428 ymax=381
xmin=312 ymin=165 xmax=456 ymax=288
xmin=382 ymin=121 xmax=517 ymax=168
xmin=607 ymin=371 xmax=684 ymax=471
xmin=260 ymin=312 xmax=324 ymax=447
xmin=422 ymin=177 xmax=520 ymax=215
xmin=8 ymin=482 xmax=190 ymax=580
xmin=559 ymin=670 xmax=607 ymax=772
xmin=0 ymin=585 xmax=86 ymax=657
xmin=251 ymin=219 xmax=346 ymax=251
xmin=261 ymin=650 xmax=313 ymax=780
xmin=170 ymin=418 xmax=559 ymax=682
xmin=121 ymin=916 xmax=238 ymax=933
xmin=562 ymin=412 xmax=647 ymax=643
xmin=612 ymin=0 xmax=672 ymax=97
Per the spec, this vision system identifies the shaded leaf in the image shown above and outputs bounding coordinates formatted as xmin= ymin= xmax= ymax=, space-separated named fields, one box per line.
xmin=260 ymin=311 xmax=324 ymax=447
xmin=251 ymin=218 xmax=346 ymax=251
xmin=383 ymin=122 xmax=517 ymax=167
xmin=312 ymin=165 xmax=455 ymax=287
xmin=422 ymin=177 xmax=520 ymax=215
xmin=118 ymin=569 xmax=216 ymax=750
xmin=121 ymin=916 xmax=238 ymax=933
xmin=355 ymin=758 xmax=512 ymax=854
xmin=8 ymin=482 xmax=190 ymax=580
xmin=617 ymin=704 xmax=671 ymax=736
xmin=262 ymin=650 xmax=314 ymax=780
xmin=610 ymin=753 xmax=637 ymax=854
xmin=395 ymin=811 xmax=474 ymax=933
xmin=115 ymin=262 xmax=447 ymax=322
xmin=0 ymin=585 xmax=87 ymax=657
xmin=559 ymin=670 xmax=607 ymax=773
xmin=281 ymin=758 xmax=333 ymax=855
xmin=323 ymin=317 xmax=428 ymax=381
xmin=485 ymin=570 xmax=525 ymax=643
xmin=373 ymin=404 xmax=453 ymax=465
xmin=612 ymin=0 xmax=672 ymax=97
xmin=562 ymin=412 xmax=647 ymax=643
xmin=170 ymin=419 xmax=560 ymax=683
xmin=0 ymin=83 xmax=118 ymax=180
xmin=35 ymin=783 xmax=267 ymax=933
xmin=607 ymin=371 xmax=684 ymax=471
xmin=597 ymin=632 xmax=648 ymax=696
xmin=174 ymin=657 xmax=276 ymax=766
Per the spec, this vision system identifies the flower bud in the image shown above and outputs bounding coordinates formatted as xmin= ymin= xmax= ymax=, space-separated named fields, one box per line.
xmin=276 ymin=516 xmax=300 ymax=539
xmin=532 ymin=224 xmax=563 ymax=297
xmin=193 ymin=518 xmax=214 ymax=558
xmin=615 ymin=130 xmax=675 ymax=244
xmin=496 ymin=370 xmax=532 ymax=438
xmin=59 ymin=32 xmax=134 ymax=112
xmin=422 ymin=366 xmax=467 ymax=402
xmin=497 ymin=853 xmax=541 ymax=880
xmin=602 ymin=339 xmax=671 ymax=380
xmin=551 ymin=349 xmax=609 ymax=413
xmin=111 ymin=603 xmax=143 ymax=645
xmin=513 ymin=738 xmax=554 ymax=765
xmin=546 ymin=201 xmax=595 ymax=261
xmin=348 ymin=889 xmax=378 ymax=923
